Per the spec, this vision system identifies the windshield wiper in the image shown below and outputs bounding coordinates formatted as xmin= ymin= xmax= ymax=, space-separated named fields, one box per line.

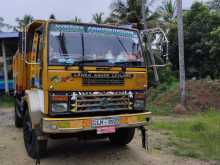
xmin=115 ymin=61 xmax=144 ymax=67
xmin=58 ymin=32 xmax=68 ymax=55
xmin=116 ymin=36 xmax=129 ymax=55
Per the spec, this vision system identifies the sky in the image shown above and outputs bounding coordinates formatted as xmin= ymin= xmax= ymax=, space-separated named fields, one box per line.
xmin=0 ymin=0 xmax=207 ymax=27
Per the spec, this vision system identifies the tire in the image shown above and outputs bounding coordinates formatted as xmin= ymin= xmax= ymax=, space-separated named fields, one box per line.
xmin=14 ymin=99 xmax=23 ymax=128
xmin=109 ymin=128 xmax=135 ymax=145
xmin=23 ymin=110 xmax=47 ymax=159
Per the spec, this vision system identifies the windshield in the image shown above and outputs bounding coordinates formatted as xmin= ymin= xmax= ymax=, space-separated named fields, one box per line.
xmin=49 ymin=24 xmax=144 ymax=67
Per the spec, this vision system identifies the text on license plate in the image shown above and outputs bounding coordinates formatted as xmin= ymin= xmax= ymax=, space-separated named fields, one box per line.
xmin=92 ymin=117 xmax=120 ymax=128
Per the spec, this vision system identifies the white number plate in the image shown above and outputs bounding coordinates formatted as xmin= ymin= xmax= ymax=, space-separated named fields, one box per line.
xmin=92 ymin=117 xmax=120 ymax=128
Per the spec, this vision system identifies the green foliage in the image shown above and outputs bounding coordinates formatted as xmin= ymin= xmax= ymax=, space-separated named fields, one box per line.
xmin=157 ymin=0 xmax=177 ymax=32
xmin=0 ymin=95 xmax=14 ymax=108
xmin=107 ymin=0 xmax=159 ymax=29
xmin=0 ymin=17 xmax=5 ymax=31
xmin=0 ymin=17 xmax=12 ymax=31
xmin=15 ymin=15 xmax=34 ymax=31
xmin=70 ymin=16 xmax=82 ymax=23
xmin=151 ymin=109 xmax=220 ymax=160
xmin=159 ymin=0 xmax=176 ymax=23
xmin=207 ymin=0 xmax=220 ymax=10
xmin=92 ymin=12 xmax=104 ymax=24
xmin=148 ymin=104 xmax=173 ymax=115
xmin=147 ymin=66 xmax=178 ymax=115
xmin=148 ymin=65 xmax=177 ymax=87
xmin=169 ymin=2 xmax=220 ymax=79
xmin=147 ymin=81 xmax=178 ymax=115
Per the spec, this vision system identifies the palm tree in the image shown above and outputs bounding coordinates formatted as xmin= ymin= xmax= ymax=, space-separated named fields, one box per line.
xmin=0 ymin=17 xmax=5 ymax=31
xmin=106 ymin=0 xmax=159 ymax=29
xmin=158 ymin=0 xmax=177 ymax=32
xmin=0 ymin=17 xmax=13 ymax=31
xmin=15 ymin=15 xmax=34 ymax=31
xmin=92 ymin=12 xmax=104 ymax=24
xmin=207 ymin=0 xmax=220 ymax=10
xmin=70 ymin=16 xmax=82 ymax=23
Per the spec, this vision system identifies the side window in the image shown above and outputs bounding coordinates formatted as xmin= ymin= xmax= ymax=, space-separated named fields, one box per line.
xmin=37 ymin=34 xmax=43 ymax=63
xmin=37 ymin=33 xmax=43 ymax=87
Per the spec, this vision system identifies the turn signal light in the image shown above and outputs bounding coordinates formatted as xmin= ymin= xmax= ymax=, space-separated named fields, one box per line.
xmin=51 ymin=95 xmax=68 ymax=102
xmin=134 ymin=93 xmax=145 ymax=100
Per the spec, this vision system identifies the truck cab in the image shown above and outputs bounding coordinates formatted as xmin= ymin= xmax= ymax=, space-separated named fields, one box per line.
xmin=13 ymin=20 xmax=151 ymax=158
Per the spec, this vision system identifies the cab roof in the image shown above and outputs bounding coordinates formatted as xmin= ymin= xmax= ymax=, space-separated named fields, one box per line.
xmin=25 ymin=19 xmax=139 ymax=33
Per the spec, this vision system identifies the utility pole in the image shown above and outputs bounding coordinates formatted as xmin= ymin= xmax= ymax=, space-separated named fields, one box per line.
xmin=177 ymin=0 xmax=186 ymax=106
xmin=141 ymin=0 xmax=159 ymax=84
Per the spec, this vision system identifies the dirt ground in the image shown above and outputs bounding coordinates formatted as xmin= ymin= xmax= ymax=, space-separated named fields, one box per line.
xmin=0 ymin=108 xmax=218 ymax=165
xmin=154 ymin=80 xmax=220 ymax=113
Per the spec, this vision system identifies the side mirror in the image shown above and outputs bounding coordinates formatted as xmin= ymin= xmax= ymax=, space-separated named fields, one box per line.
xmin=161 ymin=41 xmax=168 ymax=64
xmin=141 ymin=28 xmax=169 ymax=67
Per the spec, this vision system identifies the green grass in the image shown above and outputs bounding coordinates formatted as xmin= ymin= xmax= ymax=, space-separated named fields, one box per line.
xmin=151 ymin=109 xmax=220 ymax=160
xmin=147 ymin=81 xmax=179 ymax=115
xmin=0 ymin=95 xmax=14 ymax=108
xmin=148 ymin=104 xmax=173 ymax=115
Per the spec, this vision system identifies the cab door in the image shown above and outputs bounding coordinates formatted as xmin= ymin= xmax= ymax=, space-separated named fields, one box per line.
xmin=30 ymin=31 xmax=43 ymax=88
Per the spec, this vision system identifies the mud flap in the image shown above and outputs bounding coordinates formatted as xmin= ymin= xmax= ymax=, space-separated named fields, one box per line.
xmin=139 ymin=126 xmax=149 ymax=151
xmin=35 ymin=129 xmax=47 ymax=165
xmin=35 ymin=144 xmax=40 ymax=165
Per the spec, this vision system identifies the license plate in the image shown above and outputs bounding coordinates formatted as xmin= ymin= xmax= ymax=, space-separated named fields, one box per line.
xmin=97 ymin=126 xmax=116 ymax=134
xmin=92 ymin=117 xmax=120 ymax=128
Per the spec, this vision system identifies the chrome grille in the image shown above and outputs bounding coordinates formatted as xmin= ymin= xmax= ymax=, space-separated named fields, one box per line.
xmin=70 ymin=94 xmax=130 ymax=112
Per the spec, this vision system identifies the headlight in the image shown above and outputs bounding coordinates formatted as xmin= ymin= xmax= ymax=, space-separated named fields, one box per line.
xmin=133 ymin=92 xmax=146 ymax=110
xmin=133 ymin=100 xmax=145 ymax=110
xmin=52 ymin=103 xmax=68 ymax=113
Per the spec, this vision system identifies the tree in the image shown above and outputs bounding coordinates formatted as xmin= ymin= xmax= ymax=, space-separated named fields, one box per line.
xmin=158 ymin=0 xmax=177 ymax=32
xmin=106 ymin=0 xmax=159 ymax=29
xmin=0 ymin=17 xmax=12 ymax=31
xmin=15 ymin=15 xmax=34 ymax=31
xmin=0 ymin=17 xmax=5 ymax=31
xmin=168 ymin=2 xmax=220 ymax=79
xmin=206 ymin=27 xmax=220 ymax=77
xmin=207 ymin=0 xmax=220 ymax=10
xmin=92 ymin=12 xmax=104 ymax=24
xmin=70 ymin=16 xmax=81 ymax=23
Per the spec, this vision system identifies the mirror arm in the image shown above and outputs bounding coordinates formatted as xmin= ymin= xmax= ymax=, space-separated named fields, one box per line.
xmin=148 ymin=63 xmax=172 ymax=68
xmin=24 ymin=59 xmax=40 ymax=65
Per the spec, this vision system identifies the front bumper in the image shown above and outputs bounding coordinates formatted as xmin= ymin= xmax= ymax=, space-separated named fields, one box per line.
xmin=42 ymin=112 xmax=151 ymax=134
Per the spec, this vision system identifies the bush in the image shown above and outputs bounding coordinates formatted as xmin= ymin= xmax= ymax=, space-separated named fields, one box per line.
xmin=0 ymin=94 xmax=14 ymax=108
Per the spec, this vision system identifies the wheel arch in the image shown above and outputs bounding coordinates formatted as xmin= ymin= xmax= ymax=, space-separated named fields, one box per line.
xmin=23 ymin=89 xmax=44 ymax=128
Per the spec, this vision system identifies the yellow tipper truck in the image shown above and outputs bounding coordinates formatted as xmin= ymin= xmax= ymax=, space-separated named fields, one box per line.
xmin=13 ymin=20 xmax=151 ymax=159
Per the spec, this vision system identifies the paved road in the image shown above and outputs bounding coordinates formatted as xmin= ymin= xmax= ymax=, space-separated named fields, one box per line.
xmin=0 ymin=108 xmax=216 ymax=165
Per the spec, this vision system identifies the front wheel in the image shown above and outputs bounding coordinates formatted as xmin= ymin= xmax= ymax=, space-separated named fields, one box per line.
xmin=109 ymin=128 xmax=135 ymax=145
xmin=14 ymin=99 xmax=23 ymax=128
xmin=23 ymin=111 xmax=47 ymax=159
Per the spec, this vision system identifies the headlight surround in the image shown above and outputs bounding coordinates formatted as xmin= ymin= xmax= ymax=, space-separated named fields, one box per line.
xmin=133 ymin=92 xmax=146 ymax=110
xmin=133 ymin=100 xmax=145 ymax=110
xmin=51 ymin=103 xmax=68 ymax=113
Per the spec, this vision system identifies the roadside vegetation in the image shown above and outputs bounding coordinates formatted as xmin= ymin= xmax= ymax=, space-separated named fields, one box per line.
xmin=148 ymin=78 xmax=220 ymax=115
xmin=151 ymin=109 xmax=220 ymax=160
xmin=147 ymin=78 xmax=220 ymax=161
xmin=0 ymin=94 xmax=14 ymax=108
